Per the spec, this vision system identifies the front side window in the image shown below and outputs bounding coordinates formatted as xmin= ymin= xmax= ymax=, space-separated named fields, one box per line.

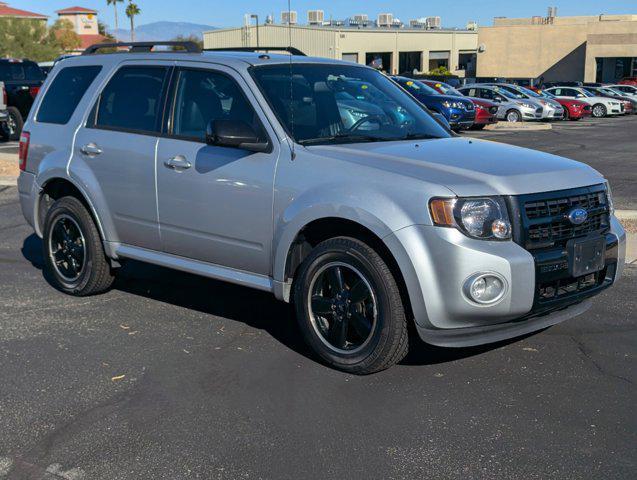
xmin=37 ymin=66 xmax=102 ymax=125
xmin=94 ymin=66 xmax=169 ymax=134
xmin=171 ymin=68 xmax=265 ymax=142
xmin=251 ymin=64 xmax=450 ymax=145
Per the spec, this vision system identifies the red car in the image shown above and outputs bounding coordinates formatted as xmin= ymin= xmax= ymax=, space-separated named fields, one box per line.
xmin=527 ymin=86 xmax=592 ymax=120
xmin=619 ymin=77 xmax=637 ymax=86
xmin=421 ymin=79 xmax=498 ymax=129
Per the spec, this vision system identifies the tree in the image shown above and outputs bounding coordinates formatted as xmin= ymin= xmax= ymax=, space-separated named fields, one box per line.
xmin=170 ymin=34 xmax=203 ymax=51
xmin=125 ymin=1 xmax=141 ymax=42
xmin=49 ymin=18 xmax=81 ymax=52
xmin=427 ymin=66 xmax=452 ymax=76
xmin=106 ymin=0 xmax=123 ymax=35
xmin=0 ymin=18 xmax=62 ymax=62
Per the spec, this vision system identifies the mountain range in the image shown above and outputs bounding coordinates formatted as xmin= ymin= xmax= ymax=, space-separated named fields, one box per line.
xmin=110 ymin=21 xmax=217 ymax=42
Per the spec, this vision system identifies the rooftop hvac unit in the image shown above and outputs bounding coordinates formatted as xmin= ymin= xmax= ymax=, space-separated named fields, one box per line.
xmin=349 ymin=14 xmax=371 ymax=27
xmin=377 ymin=13 xmax=394 ymax=27
xmin=425 ymin=16 xmax=441 ymax=29
xmin=281 ymin=10 xmax=297 ymax=25
xmin=466 ymin=21 xmax=478 ymax=30
xmin=307 ymin=10 xmax=324 ymax=25
xmin=409 ymin=18 xmax=427 ymax=28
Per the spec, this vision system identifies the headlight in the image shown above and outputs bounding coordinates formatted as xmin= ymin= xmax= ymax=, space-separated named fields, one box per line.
xmin=429 ymin=197 xmax=512 ymax=240
xmin=348 ymin=109 xmax=367 ymax=119
xmin=441 ymin=100 xmax=461 ymax=108
xmin=475 ymin=104 xmax=485 ymax=110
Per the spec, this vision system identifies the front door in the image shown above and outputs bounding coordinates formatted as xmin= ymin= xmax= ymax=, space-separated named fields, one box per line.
xmin=156 ymin=65 xmax=279 ymax=275
xmin=72 ymin=63 xmax=171 ymax=250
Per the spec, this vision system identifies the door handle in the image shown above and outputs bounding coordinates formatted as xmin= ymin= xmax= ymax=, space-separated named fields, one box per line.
xmin=80 ymin=143 xmax=102 ymax=156
xmin=164 ymin=155 xmax=192 ymax=171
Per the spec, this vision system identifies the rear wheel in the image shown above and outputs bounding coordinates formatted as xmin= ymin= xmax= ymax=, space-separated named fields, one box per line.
xmin=293 ymin=237 xmax=408 ymax=374
xmin=5 ymin=107 xmax=23 ymax=141
xmin=591 ymin=103 xmax=607 ymax=118
xmin=43 ymin=196 xmax=115 ymax=296
xmin=505 ymin=109 xmax=521 ymax=122
xmin=563 ymin=107 xmax=571 ymax=120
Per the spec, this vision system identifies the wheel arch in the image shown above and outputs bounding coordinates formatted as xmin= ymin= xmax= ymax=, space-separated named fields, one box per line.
xmin=276 ymin=216 xmax=415 ymax=322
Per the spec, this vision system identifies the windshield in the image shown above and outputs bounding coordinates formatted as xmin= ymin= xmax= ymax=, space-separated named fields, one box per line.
xmin=394 ymin=78 xmax=440 ymax=96
xmin=536 ymin=89 xmax=555 ymax=99
xmin=517 ymin=86 xmax=542 ymax=98
xmin=581 ymin=88 xmax=597 ymax=97
xmin=432 ymin=82 xmax=464 ymax=96
xmin=251 ymin=64 xmax=450 ymax=145
xmin=492 ymin=87 xmax=519 ymax=99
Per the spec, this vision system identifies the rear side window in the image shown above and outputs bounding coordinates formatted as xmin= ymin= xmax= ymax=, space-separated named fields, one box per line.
xmin=37 ymin=66 xmax=102 ymax=125
xmin=93 ymin=66 xmax=170 ymax=134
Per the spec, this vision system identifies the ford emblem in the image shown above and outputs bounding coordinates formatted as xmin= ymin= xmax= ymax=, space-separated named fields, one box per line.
xmin=567 ymin=208 xmax=588 ymax=225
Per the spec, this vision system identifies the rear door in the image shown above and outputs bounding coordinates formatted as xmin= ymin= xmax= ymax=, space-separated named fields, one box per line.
xmin=72 ymin=62 xmax=172 ymax=250
xmin=155 ymin=63 xmax=279 ymax=275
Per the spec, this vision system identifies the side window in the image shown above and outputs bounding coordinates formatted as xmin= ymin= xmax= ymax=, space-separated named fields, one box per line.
xmin=37 ymin=66 xmax=102 ymax=125
xmin=94 ymin=65 xmax=169 ymax=134
xmin=171 ymin=68 xmax=265 ymax=142
xmin=562 ymin=88 xmax=576 ymax=97
xmin=479 ymin=88 xmax=494 ymax=100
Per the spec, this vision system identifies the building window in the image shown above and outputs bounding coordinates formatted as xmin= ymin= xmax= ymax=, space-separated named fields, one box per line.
xmin=365 ymin=52 xmax=392 ymax=73
xmin=428 ymin=51 xmax=450 ymax=71
xmin=458 ymin=52 xmax=476 ymax=76
xmin=341 ymin=53 xmax=358 ymax=64
xmin=398 ymin=51 xmax=422 ymax=75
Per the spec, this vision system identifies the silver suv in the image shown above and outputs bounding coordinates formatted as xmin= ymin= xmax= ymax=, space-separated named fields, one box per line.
xmin=17 ymin=43 xmax=626 ymax=373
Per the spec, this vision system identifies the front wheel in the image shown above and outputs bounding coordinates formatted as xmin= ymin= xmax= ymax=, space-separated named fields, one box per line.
xmin=42 ymin=196 xmax=115 ymax=296
xmin=505 ymin=109 xmax=521 ymax=122
xmin=293 ymin=237 xmax=408 ymax=374
xmin=591 ymin=103 xmax=607 ymax=118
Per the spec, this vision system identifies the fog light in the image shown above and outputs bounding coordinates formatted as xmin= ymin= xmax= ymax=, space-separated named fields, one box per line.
xmin=491 ymin=219 xmax=511 ymax=239
xmin=464 ymin=273 xmax=507 ymax=305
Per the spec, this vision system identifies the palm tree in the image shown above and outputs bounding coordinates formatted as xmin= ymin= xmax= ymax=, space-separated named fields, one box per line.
xmin=106 ymin=0 xmax=123 ymax=39
xmin=125 ymin=1 xmax=141 ymax=42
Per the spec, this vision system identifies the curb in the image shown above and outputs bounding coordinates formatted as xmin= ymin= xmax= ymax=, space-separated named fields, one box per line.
xmin=484 ymin=122 xmax=553 ymax=132
xmin=616 ymin=209 xmax=637 ymax=221
xmin=0 ymin=176 xmax=16 ymax=186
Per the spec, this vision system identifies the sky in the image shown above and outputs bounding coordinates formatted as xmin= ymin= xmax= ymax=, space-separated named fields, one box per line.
xmin=13 ymin=0 xmax=637 ymax=29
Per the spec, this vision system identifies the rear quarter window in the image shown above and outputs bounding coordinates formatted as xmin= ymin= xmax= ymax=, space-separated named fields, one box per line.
xmin=37 ymin=66 xmax=102 ymax=125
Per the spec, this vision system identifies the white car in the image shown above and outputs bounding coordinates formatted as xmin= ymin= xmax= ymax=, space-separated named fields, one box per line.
xmin=543 ymin=87 xmax=623 ymax=118
xmin=607 ymin=84 xmax=637 ymax=99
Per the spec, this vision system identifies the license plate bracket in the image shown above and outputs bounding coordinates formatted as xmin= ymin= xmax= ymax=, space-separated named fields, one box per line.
xmin=568 ymin=235 xmax=606 ymax=277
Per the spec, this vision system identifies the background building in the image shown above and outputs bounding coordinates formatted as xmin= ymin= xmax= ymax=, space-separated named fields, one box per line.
xmin=477 ymin=11 xmax=637 ymax=83
xmin=0 ymin=1 xmax=47 ymax=23
xmin=203 ymin=20 xmax=478 ymax=77
xmin=55 ymin=6 xmax=107 ymax=53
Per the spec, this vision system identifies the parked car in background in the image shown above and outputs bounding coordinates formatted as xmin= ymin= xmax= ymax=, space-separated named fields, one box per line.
xmin=543 ymin=86 xmax=624 ymax=118
xmin=458 ymin=84 xmax=544 ymax=122
xmin=608 ymin=84 xmax=637 ymax=98
xmin=392 ymin=77 xmax=476 ymax=131
xmin=421 ymin=80 xmax=498 ymax=129
xmin=18 ymin=42 xmax=626 ymax=373
xmin=0 ymin=58 xmax=45 ymax=140
xmin=541 ymin=81 xmax=582 ymax=89
xmin=0 ymin=81 xmax=8 ymax=137
xmin=618 ymin=77 xmax=637 ymax=86
xmin=583 ymin=86 xmax=637 ymax=114
xmin=528 ymin=87 xmax=592 ymax=120
xmin=484 ymin=83 xmax=564 ymax=120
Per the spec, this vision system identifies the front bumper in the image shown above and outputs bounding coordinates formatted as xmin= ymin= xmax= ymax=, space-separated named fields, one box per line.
xmin=447 ymin=108 xmax=476 ymax=129
xmin=387 ymin=216 xmax=625 ymax=347
xmin=520 ymin=106 xmax=544 ymax=120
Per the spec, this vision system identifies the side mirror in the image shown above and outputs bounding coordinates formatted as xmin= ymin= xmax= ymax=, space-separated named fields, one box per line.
xmin=576 ymin=94 xmax=584 ymax=98
xmin=206 ymin=119 xmax=270 ymax=153
xmin=493 ymin=96 xmax=504 ymax=103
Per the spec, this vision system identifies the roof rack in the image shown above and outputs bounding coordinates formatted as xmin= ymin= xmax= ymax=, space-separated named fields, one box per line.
xmin=82 ymin=41 xmax=202 ymax=55
xmin=204 ymin=46 xmax=306 ymax=56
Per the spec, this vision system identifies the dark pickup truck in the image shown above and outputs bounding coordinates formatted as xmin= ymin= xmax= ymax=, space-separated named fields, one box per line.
xmin=0 ymin=58 xmax=45 ymax=140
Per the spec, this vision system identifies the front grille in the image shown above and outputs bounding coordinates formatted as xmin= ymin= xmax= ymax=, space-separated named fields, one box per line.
xmin=514 ymin=184 xmax=610 ymax=250
xmin=583 ymin=105 xmax=592 ymax=111
xmin=538 ymin=269 xmax=605 ymax=302
xmin=489 ymin=106 xmax=498 ymax=114
xmin=535 ymin=107 xmax=543 ymax=114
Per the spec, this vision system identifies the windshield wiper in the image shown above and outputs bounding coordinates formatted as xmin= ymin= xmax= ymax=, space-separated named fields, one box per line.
xmin=400 ymin=132 xmax=439 ymax=141
xmin=299 ymin=133 xmax=397 ymax=146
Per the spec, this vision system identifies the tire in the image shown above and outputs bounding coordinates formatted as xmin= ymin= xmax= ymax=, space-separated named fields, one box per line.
xmin=563 ymin=108 xmax=570 ymax=121
xmin=505 ymin=109 xmax=521 ymax=122
xmin=293 ymin=237 xmax=408 ymax=374
xmin=470 ymin=124 xmax=486 ymax=130
xmin=591 ymin=103 xmax=606 ymax=118
xmin=6 ymin=106 xmax=23 ymax=141
xmin=42 ymin=196 xmax=115 ymax=296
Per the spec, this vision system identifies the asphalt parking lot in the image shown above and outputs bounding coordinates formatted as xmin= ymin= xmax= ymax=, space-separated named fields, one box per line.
xmin=0 ymin=117 xmax=636 ymax=479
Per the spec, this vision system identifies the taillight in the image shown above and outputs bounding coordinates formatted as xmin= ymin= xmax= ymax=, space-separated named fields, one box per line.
xmin=29 ymin=86 xmax=40 ymax=99
xmin=18 ymin=132 xmax=30 ymax=171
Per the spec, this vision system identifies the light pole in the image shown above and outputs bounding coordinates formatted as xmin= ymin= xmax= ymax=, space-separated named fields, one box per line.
xmin=250 ymin=14 xmax=259 ymax=49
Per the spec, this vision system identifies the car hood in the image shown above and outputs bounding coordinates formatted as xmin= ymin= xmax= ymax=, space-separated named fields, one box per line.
xmin=308 ymin=137 xmax=603 ymax=197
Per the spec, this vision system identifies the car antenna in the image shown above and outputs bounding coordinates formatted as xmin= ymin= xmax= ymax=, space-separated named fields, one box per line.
xmin=287 ymin=0 xmax=296 ymax=160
